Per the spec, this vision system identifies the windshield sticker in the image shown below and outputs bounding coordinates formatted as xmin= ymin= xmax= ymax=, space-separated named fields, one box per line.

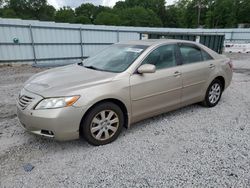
xmin=126 ymin=48 xmax=144 ymax=53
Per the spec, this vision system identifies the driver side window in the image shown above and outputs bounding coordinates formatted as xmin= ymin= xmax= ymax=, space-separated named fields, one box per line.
xmin=142 ymin=44 xmax=177 ymax=70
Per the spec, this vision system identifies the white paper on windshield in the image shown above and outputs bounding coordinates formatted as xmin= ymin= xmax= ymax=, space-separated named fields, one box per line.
xmin=126 ymin=48 xmax=143 ymax=53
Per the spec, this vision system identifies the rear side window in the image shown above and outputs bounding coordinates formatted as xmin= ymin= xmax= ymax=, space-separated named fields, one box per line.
xmin=179 ymin=45 xmax=203 ymax=64
xmin=201 ymin=50 xmax=213 ymax=61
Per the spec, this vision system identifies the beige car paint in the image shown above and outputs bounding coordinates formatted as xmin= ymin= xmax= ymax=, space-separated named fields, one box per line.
xmin=130 ymin=66 xmax=182 ymax=122
xmin=17 ymin=39 xmax=233 ymax=141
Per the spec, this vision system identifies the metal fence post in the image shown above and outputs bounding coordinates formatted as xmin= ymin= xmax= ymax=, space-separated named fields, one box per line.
xmin=231 ymin=31 xmax=234 ymax=42
xmin=117 ymin=30 xmax=119 ymax=42
xmin=79 ymin=27 xmax=84 ymax=60
xmin=29 ymin=24 xmax=37 ymax=64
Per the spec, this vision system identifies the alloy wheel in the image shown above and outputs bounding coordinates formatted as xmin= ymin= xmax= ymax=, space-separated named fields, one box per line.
xmin=90 ymin=110 xmax=119 ymax=141
xmin=208 ymin=83 xmax=221 ymax=104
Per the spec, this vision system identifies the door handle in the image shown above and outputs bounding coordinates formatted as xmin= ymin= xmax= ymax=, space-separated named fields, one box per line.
xmin=209 ymin=64 xmax=215 ymax=69
xmin=173 ymin=71 xmax=181 ymax=77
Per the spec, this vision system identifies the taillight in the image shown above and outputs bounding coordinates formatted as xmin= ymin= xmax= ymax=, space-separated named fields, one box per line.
xmin=228 ymin=60 xmax=233 ymax=70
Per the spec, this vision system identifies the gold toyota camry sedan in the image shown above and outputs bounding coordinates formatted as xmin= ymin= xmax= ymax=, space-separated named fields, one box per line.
xmin=17 ymin=39 xmax=233 ymax=145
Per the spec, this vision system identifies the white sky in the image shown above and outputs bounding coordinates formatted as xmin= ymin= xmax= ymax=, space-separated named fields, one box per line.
xmin=47 ymin=0 xmax=175 ymax=9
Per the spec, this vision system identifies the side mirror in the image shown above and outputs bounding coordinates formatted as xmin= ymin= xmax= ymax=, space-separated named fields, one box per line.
xmin=137 ymin=64 xmax=156 ymax=74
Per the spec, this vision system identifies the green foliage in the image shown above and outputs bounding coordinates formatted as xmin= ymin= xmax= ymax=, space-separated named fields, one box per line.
xmin=37 ymin=4 xmax=55 ymax=21
xmin=55 ymin=6 xmax=74 ymax=23
xmin=74 ymin=15 xmax=92 ymax=24
xmin=75 ymin=4 xmax=112 ymax=24
xmin=238 ymin=0 xmax=250 ymax=23
xmin=113 ymin=1 xmax=128 ymax=9
xmin=0 ymin=0 xmax=250 ymax=28
xmin=114 ymin=0 xmax=166 ymax=23
xmin=94 ymin=12 xmax=121 ymax=26
xmin=0 ymin=8 xmax=17 ymax=18
xmin=118 ymin=7 xmax=162 ymax=27
xmin=165 ymin=5 xmax=181 ymax=27
xmin=2 ymin=0 xmax=55 ymax=20
xmin=207 ymin=0 xmax=237 ymax=28
xmin=75 ymin=3 xmax=97 ymax=22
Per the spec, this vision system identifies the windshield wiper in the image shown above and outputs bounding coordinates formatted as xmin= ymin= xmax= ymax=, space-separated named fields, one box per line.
xmin=77 ymin=61 xmax=83 ymax=66
xmin=83 ymin=65 xmax=100 ymax=71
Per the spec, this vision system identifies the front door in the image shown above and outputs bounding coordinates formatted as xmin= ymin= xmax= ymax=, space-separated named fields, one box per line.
xmin=130 ymin=44 xmax=182 ymax=122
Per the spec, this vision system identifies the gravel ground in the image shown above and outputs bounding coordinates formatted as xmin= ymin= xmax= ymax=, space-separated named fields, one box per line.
xmin=0 ymin=54 xmax=250 ymax=187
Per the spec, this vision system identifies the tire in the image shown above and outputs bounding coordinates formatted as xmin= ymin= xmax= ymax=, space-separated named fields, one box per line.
xmin=81 ymin=102 xmax=124 ymax=146
xmin=202 ymin=79 xmax=223 ymax=107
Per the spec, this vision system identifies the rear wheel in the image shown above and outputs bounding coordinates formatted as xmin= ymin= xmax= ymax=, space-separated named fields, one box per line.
xmin=81 ymin=102 xmax=124 ymax=146
xmin=202 ymin=79 xmax=223 ymax=107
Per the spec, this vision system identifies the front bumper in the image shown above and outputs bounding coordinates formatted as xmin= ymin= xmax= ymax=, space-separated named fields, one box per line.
xmin=16 ymin=89 xmax=85 ymax=141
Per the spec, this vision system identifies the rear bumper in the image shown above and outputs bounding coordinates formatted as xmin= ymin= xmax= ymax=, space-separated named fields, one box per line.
xmin=16 ymin=89 xmax=85 ymax=141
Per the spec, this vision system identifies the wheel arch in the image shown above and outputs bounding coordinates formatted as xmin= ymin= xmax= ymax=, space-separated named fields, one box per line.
xmin=214 ymin=76 xmax=225 ymax=91
xmin=79 ymin=98 xmax=129 ymax=136
xmin=202 ymin=75 xmax=226 ymax=101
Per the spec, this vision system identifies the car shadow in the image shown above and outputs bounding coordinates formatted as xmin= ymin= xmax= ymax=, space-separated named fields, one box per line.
xmin=127 ymin=103 xmax=204 ymax=132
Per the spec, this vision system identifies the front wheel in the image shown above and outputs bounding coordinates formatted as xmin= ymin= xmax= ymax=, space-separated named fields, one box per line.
xmin=81 ymin=102 xmax=124 ymax=146
xmin=202 ymin=79 xmax=223 ymax=107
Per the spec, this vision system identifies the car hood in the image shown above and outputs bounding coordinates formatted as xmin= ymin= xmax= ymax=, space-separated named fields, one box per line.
xmin=24 ymin=64 xmax=117 ymax=97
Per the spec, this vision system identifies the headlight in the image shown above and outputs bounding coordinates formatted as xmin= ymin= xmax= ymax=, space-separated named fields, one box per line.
xmin=35 ymin=96 xmax=80 ymax=110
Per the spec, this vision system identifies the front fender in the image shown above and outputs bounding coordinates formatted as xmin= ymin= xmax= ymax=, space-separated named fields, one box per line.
xmin=73 ymin=77 xmax=132 ymax=126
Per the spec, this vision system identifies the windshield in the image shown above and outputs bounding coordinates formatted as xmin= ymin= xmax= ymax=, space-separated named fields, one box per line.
xmin=83 ymin=44 xmax=148 ymax=73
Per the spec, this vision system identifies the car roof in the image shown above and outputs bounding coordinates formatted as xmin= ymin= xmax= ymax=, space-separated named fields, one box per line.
xmin=118 ymin=39 xmax=196 ymax=46
xmin=118 ymin=39 xmax=221 ymax=59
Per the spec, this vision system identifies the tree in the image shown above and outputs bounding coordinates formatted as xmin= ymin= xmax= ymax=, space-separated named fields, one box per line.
xmin=29 ymin=0 xmax=55 ymax=21
xmin=165 ymin=5 xmax=181 ymax=27
xmin=118 ymin=7 xmax=162 ymax=27
xmin=75 ymin=3 xmax=97 ymax=23
xmin=185 ymin=0 xmax=200 ymax=28
xmin=114 ymin=1 xmax=128 ymax=9
xmin=74 ymin=15 xmax=91 ymax=24
xmin=0 ymin=8 xmax=17 ymax=18
xmin=0 ymin=0 xmax=249 ymax=28
xmin=37 ymin=4 xmax=55 ymax=21
xmin=206 ymin=0 xmax=236 ymax=28
xmin=114 ymin=0 xmax=166 ymax=26
xmin=151 ymin=0 xmax=167 ymax=26
xmin=5 ymin=0 xmax=31 ymax=19
xmin=55 ymin=6 xmax=75 ymax=23
xmin=94 ymin=12 xmax=121 ymax=26
xmin=166 ymin=0 xmax=189 ymax=28
xmin=237 ymin=0 xmax=250 ymax=24
xmin=75 ymin=3 xmax=112 ymax=24
xmin=2 ymin=0 xmax=55 ymax=20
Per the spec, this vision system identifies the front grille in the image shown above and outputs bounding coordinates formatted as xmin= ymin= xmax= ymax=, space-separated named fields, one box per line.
xmin=18 ymin=95 xmax=34 ymax=110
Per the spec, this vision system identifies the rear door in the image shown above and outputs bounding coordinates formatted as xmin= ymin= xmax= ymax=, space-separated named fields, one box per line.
xmin=177 ymin=43 xmax=215 ymax=105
